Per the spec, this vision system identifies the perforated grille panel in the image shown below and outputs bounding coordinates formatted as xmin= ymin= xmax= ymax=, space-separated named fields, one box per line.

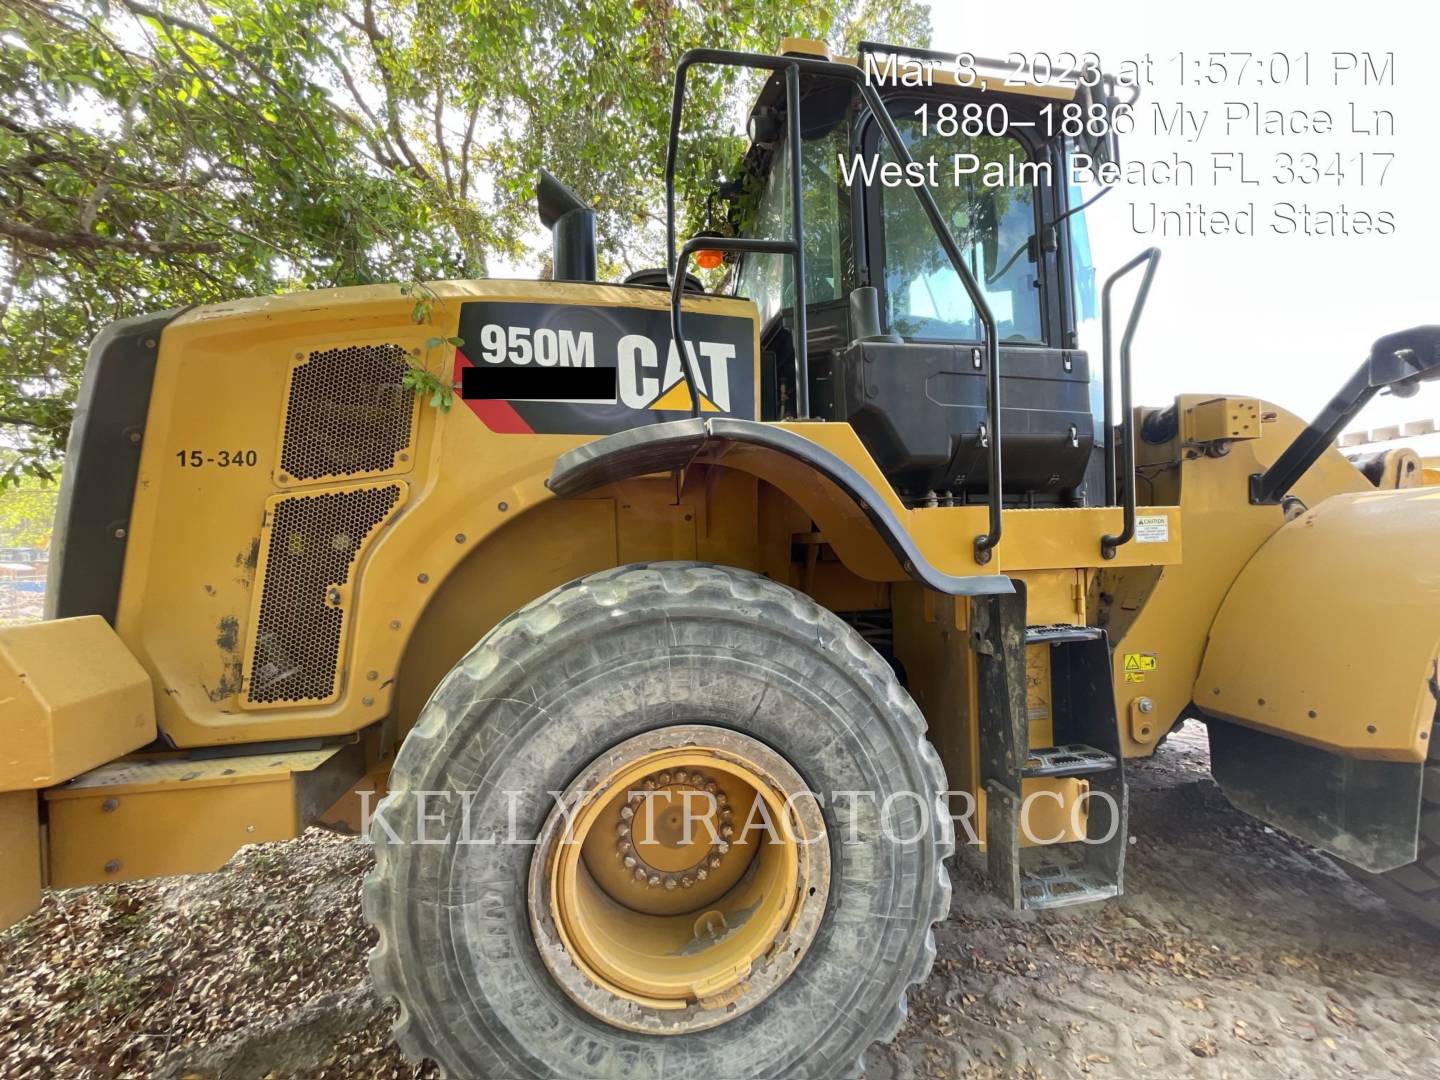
xmin=279 ymin=345 xmax=415 ymax=481
xmin=246 ymin=484 xmax=402 ymax=704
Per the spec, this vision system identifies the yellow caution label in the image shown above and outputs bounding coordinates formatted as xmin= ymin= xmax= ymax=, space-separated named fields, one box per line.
xmin=1123 ymin=652 xmax=1157 ymax=682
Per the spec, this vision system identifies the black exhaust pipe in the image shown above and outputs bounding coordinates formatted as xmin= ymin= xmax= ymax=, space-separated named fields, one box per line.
xmin=537 ymin=170 xmax=597 ymax=283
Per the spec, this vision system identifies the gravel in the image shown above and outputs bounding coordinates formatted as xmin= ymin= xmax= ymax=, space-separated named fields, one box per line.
xmin=3 ymin=721 xmax=1436 ymax=1078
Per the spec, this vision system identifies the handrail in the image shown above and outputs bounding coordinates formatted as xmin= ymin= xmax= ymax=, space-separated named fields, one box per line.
xmin=670 ymin=236 xmax=796 ymax=416
xmin=666 ymin=53 xmax=808 ymax=421
xmin=664 ymin=47 xmax=1005 ymax=564
xmin=1099 ymin=247 xmax=1161 ymax=559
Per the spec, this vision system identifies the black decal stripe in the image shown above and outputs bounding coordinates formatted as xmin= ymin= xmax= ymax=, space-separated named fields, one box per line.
xmin=461 ymin=366 xmax=617 ymax=401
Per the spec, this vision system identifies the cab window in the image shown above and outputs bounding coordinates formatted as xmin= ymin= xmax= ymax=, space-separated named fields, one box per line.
xmin=877 ymin=117 xmax=1043 ymax=343
xmin=733 ymin=127 xmax=848 ymax=322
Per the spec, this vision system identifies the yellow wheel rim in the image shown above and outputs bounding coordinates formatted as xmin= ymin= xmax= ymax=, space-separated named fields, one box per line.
xmin=529 ymin=726 xmax=829 ymax=1033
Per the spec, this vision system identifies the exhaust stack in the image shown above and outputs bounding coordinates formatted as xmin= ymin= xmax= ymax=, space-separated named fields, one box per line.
xmin=537 ymin=170 xmax=597 ymax=283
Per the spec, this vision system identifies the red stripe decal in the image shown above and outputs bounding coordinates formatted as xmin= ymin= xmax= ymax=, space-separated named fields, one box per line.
xmin=453 ymin=350 xmax=533 ymax=434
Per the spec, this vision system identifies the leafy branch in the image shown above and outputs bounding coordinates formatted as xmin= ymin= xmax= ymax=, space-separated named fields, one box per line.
xmin=399 ymin=280 xmax=458 ymax=412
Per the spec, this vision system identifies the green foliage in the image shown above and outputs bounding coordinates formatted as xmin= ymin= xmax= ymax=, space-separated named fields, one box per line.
xmin=400 ymin=362 xmax=452 ymax=412
xmin=0 ymin=0 xmax=932 ymax=480
xmin=0 ymin=463 xmax=58 ymax=548
xmin=400 ymin=279 xmax=458 ymax=411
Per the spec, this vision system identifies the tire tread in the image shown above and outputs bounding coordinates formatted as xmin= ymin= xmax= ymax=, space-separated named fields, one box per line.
xmin=364 ymin=562 xmax=952 ymax=1077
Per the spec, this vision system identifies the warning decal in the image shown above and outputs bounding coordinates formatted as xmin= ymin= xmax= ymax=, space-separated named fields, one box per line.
xmin=1123 ymin=652 xmax=1157 ymax=683
xmin=1135 ymin=514 xmax=1170 ymax=543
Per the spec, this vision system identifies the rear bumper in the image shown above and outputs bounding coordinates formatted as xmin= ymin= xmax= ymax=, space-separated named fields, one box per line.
xmin=0 ymin=615 xmax=157 ymax=929
xmin=44 ymin=742 xmax=363 ymax=888
xmin=0 ymin=615 xmax=366 ymax=917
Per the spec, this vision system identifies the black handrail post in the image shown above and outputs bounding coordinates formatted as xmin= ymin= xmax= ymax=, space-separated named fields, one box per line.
xmin=785 ymin=62 xmax=810 ymax=419
xmin=668 ymin=258 xmax=700 ymax=420
xmin=1101 ymin=281 xmax=1116 ymax=507
xmin=664 ymin=56 xmax=705 ymax=419
xmin=1099 ymin=247 xmax=1161 ymax=559
xmin=672 ymin=237 xmax=798 ymax=420
xmin=664 ymin=58 xmax=689 ymax=278
xmin=854 ymin=82 xmax=1002 ymax=564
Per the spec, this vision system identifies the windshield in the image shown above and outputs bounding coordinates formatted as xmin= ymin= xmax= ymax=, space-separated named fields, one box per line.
xmin=879 ymin=116 xmax=1042 ymax=343
xmin=731 ymin=125 xmax=840 ymax=324
xmin=733 ymin=127 xmax=849 ymax=324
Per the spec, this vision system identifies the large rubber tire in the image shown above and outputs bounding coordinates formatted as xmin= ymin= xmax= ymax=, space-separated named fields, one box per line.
xmin=364 ymin=563 xmax=953 ymax=1078
xmin=1346 ymin=718 xmax=1440 ymax=931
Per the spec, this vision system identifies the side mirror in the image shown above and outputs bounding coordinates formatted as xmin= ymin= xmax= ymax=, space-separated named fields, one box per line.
xmin=1250 ymin=326 xmax=1440 ymax=503
xmin=1075 ymin=75 xmax=1126 ymax=168
xmin=1372 ymin=325 xmax=1440 ymax=397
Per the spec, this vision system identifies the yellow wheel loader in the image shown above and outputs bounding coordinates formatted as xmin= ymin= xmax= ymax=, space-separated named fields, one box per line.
xmin=3 ymin=38 xmax=1437 ymax=1078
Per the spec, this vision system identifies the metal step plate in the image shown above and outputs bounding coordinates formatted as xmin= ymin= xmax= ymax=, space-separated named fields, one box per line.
xmin=1023 ymin=743 xmax=1117 ymax=778
xmin=1024 ymin=623 xmax=1104 ymax=645
xmin=1020 ymin=863 xmax=1120 ymax=910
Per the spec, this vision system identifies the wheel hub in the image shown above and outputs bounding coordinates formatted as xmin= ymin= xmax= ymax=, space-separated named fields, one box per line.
xmin=529 ymin=726 xmax=829 ymax=1033
xmin=583 ymin=762 xmax=761 ymax=916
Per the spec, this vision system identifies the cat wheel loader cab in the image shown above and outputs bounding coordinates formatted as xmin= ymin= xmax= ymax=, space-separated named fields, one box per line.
xmin=3 ymin=37 xmax=1438 ymax=1080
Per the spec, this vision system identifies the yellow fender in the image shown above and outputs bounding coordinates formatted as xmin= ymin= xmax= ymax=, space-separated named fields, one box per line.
xmin=1198 ymin=487 xmax=1440 ymax=762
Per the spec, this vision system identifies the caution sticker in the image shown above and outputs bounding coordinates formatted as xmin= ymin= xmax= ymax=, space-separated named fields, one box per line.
xmin=1123 ymin=652 xmax=1157 ymax=683
xmin=1135 ymin=514 xmax=1170 ymax=543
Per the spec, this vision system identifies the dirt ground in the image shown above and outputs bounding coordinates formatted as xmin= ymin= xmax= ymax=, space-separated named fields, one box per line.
xmin=2 ymin=720 xmax=1436 ymax=1079
xmin=872 ymin=723 xmax=1440 ymax=1080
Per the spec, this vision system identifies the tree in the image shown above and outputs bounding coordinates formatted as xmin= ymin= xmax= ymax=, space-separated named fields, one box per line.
xmin=0 ymin=462 xmax=57 ymax=548
xmin=0 ymin=0 xmax=930 ymax=483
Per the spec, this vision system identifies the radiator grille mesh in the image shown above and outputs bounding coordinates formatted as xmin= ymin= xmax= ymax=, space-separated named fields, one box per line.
xmin=246 ymin=484 xmax=401 ymax=704
xmin=279 ymin=344 xmax=415 ymax=481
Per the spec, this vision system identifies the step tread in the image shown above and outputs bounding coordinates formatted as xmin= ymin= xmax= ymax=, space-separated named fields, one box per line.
xmin=1025 ymin=623 xmax=1103 ymax=644
xmin=1020 ymin=864 xmax=1120 ymax=910
xmin=1023 ymin=743 xmax=1117 ymax=778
